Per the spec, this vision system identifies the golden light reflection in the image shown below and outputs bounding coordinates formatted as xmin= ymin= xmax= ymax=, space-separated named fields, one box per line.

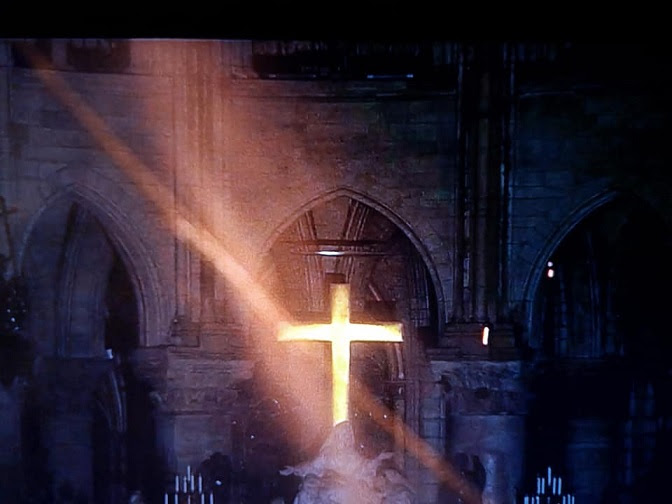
xmin=21 ymin=42 xmax=482 ymax=503
xmin=279 ymin=283 xmax=402 ymax=424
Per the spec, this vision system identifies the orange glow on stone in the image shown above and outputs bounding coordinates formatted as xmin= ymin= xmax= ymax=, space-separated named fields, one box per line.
xmin=278 ymin=283 xmax=403 ymax=425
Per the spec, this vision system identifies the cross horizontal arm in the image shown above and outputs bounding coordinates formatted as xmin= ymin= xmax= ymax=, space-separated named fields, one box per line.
xmin=277 ymin=323 xmax=336 ymax=342
xmin=347 ymin=323 xmax=403 ymax=342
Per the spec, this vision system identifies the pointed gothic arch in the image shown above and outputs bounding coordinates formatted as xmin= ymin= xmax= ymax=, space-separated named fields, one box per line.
xmin=524 ymin=189 xmax=672 ymax=355
xmin=19 ymin=184 xmax=165 ymax=350
xmin=18 ymin=184 xmax=165 ymax=502
xmin=520 ymin=189 xmax=620 ymax=347
xmin=260 ymin=186 xmax=446 ymax=336
xmin=248 ymin=187 xmax=442 ymax=483
xmin=521 ymin=189 xmax=672 ymax=502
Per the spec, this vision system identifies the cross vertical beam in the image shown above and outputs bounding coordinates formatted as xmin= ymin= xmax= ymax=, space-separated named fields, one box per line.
xmin=278 ymin=283 xmax=403 ymax=425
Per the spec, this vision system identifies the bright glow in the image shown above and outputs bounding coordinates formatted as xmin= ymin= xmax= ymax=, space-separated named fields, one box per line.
xmin=279 ymin=283 xmax=403 ymax=425
xmin=482 ymin=326 xmax=489 ymax=346
xmin=547 ymin=268 xmax=555 ymax=278
xmin=316 ymin=250 xmax=345 ymax=256
xmin=547 ymin=261 xmax=553 ymax=267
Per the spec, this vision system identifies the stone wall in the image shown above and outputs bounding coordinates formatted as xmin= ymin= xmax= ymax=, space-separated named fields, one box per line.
xmin=223 ymin=77 xmax=457 ymax=313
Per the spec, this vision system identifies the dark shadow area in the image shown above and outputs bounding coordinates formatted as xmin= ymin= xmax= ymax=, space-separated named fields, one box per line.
xmin=527 ymin=195 xmax=672 ymax=502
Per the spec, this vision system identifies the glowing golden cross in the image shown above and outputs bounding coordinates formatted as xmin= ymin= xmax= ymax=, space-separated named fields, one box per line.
xmin=278 ymin=283 xmax=403 ymax=425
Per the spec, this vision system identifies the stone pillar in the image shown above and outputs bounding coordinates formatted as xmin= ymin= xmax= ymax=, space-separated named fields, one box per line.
xmin=565 ymin=417 xmax=611 ymax=503
xmin=39 ymin=357 xmax=111 ymax=502
xmin=0 ymin=380 xmax=23 ymax=502
xmin=172 ymin=43 xmax=203 ymax=328
xmin=451 ymin=44 xmax=511 ymax=329
xmin=129 ymin=347 xmax=169 ymax=458
xmin=429 ymin=359 xmax=526 ymax=504
xmin=413 ymin=379 xmax=448 ymax=503
xmin=131 ymin=346 xmax=253 ymax=484
xmin=450 ymin=414 xmax=525 ymax=504
xmin=172 ymin=41 xmax=228 ymax=333
xmin=45 ymin=414 xmax=95 ymax=499
xmin=474 ymin=70 xmax=491 ymax=323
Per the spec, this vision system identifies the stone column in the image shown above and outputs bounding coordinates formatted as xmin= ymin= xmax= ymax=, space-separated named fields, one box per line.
xmin=131 ymin=346 xmax=253 ymax=484
xmin=474 ymin=69 xmax=491 ymax=323
xmin=414 ymin=378 xmax=448 ymax=503
xmin=0 ymin=379 xmax=23 ymax=502
xmin=565 ymin=417 xmax=611 ymax=503
xmin=172 ymin=43 xmax=201 ymax=331
xmin=445 ymin=43 xmax=516 ymax=354
xmin=129 ymin=348 xmax=172 ymax=469
xmin=171 ymin=41 xmax=227 ymax=334
xmin=0 ymin=41 xmax=11 ymax=186
xmin=39 ymin=357 xmax=111 ymax=502
xmin=453 ymin=45 xmax=503 ymax=326
xmin=449 ymin=415 xmax=525 ymax=504
xmin=430 ymin=359 xmax=526 ymax=504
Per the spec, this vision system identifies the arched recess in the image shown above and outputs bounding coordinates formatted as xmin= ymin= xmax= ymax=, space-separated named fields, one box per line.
xmin=522 ymin=191 xmax=672 ymax=503
xmin=19 ymin=185 xmax=164 ymax=502
xmin=260 ymin=187 xmax=446 ymax=334
xmin=529 ymin=191 xmax=672 ymax=360
xmin=520 ymin=189 xmax=620 ymax=348
xmin=19 ymin=185 xmax=165 ymax=351
xmin=238 ymin=188 xmax=442 ymax=502
xmin=524 ymin=189 xmax=672 ymax=356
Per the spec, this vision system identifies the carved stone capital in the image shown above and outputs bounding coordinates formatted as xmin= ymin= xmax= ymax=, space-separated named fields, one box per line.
xmin=130 ymin=347 xmax=254 ymax=414
xmin=432 ymin=360 xmax=528 ymax=416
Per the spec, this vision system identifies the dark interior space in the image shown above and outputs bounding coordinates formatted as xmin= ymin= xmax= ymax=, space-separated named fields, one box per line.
xmin=1 ymin=39 xmax=671 ymax=503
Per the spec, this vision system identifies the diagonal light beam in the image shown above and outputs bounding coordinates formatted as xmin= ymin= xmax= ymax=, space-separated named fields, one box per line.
xmin=19 ymin=43 xmax=481 ymax=504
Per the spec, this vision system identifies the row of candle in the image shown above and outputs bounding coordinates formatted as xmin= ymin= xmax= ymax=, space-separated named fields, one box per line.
xmin=524 ymin=497 xmax=575 ymax=504
xmin=174 ymin=469 xmax=201 ymax=493
xmin=163 ymin=494 xmax=213 ymax=504
xmin=522 ymin=467 xmax=574 ymax=504
xmin=163 ymin=465 xmax=214 ymax=504
xmin=541 ymin=466 xmax=566 ymax=495
xmin=536 ymin=475 xmax=561 ymax=495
